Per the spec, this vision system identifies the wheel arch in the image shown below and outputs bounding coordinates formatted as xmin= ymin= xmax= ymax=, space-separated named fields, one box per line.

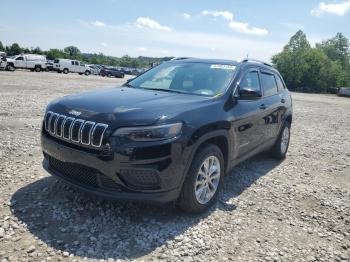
xmin=187 ymin=122 xmax=232 ymax=174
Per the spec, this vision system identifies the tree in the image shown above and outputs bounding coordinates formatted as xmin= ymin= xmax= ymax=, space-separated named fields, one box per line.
xmin=272 ymin=31 xmax=349 ymax=92
xmin=316 ymin=33 xmax=350 ymax=66
xmin=0 ymin=41 xmax=4 ymax=52
xmin=64 ymin=46 xmax=81 ymax=57
xmin=283 ymin=30 xmax=311 ymax=52
xmin=31 ymin=46 xmax=43 ymax=54
xmin=6 ymin=43 xmax=22 ymax=56
xmin=272 ymin=31 xmax=311 ymax=89
xmin=45 ymin=49 xmax=68 ymax=60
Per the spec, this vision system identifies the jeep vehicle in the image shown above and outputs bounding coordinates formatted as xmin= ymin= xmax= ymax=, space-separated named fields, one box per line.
xmin=13 ymin=54 xmax=47 ymax=72
xmin=41 ymin=58 xmax=292 ymax=213
xmin=53 ymin=59 xmax=91 ymax=75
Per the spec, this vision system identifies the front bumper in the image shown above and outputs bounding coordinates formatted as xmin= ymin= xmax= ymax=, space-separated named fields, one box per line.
xmin=41 ymin=132 xmax=191 ymax=204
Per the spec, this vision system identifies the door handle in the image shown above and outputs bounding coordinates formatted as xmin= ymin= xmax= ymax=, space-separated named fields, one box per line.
xmin=259 ymin=104 xmax=267 ymax=110
xmin=281 ymin=98 xmax=286 ymax=103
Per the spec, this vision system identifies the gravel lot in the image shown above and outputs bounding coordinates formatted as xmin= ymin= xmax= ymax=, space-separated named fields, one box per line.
xmin=0 ymin=70 xmax=349 ymax=262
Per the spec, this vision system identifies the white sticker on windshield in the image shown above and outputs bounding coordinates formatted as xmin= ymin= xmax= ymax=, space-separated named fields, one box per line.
xmin=210 ymin=64 xmax=236 ymax=70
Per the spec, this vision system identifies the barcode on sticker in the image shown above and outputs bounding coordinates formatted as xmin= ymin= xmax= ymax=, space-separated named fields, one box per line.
xmin=210 ymin=64 xmax=236 ymax=70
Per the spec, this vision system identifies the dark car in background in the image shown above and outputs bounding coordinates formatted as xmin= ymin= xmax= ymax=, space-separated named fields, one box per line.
xmin=100 ymin=67 xmax=125 ymax=78
xmin=41 ymin=58 xmax=292 ymax=213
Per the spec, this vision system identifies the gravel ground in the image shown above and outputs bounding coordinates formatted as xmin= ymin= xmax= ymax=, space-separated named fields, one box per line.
xmin=0 ymin=70 xmax=349 ymax=262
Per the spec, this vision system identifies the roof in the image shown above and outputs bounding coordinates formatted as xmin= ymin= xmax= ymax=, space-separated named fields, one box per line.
xmin=169 ymin=58 xmax=239 ymax=66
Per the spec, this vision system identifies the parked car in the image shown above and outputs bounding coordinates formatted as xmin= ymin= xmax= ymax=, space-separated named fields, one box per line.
xmin=41 ymin=58 xmax=292 ymax=213
xmin=87 ymin=65 xmax=100 ymax=75
xmin=53 ymin=59 xmax=91 ymax=75
xmin=45 ymin=60 xmax=54 ymax=72
xmin=12 ymin=54 xmax=47 ymax=72
xmin=100 ymin=67 xmax=125 ymax=78
xmin=0 ymin=56 xmax=16 ymax=71
xmin=338 ymin=87 xmax=350 ymax=97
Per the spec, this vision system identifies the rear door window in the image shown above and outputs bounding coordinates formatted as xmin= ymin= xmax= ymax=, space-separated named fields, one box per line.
xmin=260 ymin=72 xmax=278 ymax=96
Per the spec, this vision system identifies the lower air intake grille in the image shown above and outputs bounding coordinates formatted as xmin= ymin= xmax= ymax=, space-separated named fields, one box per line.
xmin=47 ymin=156 xmax=124 ymax=192
xmin=48 ymin=156 xmax=98 ymax=188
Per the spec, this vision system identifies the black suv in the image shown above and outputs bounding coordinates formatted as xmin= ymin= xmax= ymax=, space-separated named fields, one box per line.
xmin=41 ymin=58 xmax=292 ymax=213
xmin=100 ymin=67 xmax=125 ymax=78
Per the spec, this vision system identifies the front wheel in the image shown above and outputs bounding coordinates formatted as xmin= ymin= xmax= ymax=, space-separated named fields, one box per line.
xmin=270 ymin=122 xmax=291 ymax=160
xmin=6 ymin=64 xmax=15 ymax=71
xmin=63 ymin=68 xmax=69 ymax=74
xmin=35 ymin=66 xmax=41 ymax=72
xmin=177 ymin=144 xmax=224 ymax=213
xmin=84 ymin=70 xmax=90 ymax=76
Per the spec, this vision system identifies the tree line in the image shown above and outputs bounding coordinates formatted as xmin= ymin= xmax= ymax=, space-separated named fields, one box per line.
xmin=0 ymin=41 xmax=172 ymax=68
xmin=272 ymin=31 xmax=350 ymax=93
xmin=1 ymin=31 xmax=349 ymax=92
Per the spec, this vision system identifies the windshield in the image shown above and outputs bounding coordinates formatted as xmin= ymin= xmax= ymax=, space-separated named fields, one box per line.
xmin=128 ymin=62 xmax=236 ymax=96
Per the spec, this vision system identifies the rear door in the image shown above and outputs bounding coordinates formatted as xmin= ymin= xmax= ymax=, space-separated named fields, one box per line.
xmin=259 ymin=70 xmax=285 ymax=141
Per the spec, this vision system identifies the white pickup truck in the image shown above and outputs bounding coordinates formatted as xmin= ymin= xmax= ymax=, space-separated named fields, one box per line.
xmin=12 ymin=54 xmax=47 ymax=72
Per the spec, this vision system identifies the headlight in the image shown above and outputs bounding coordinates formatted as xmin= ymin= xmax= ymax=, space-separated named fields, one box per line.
xmin=112 ymin=123 xmax=183 ymax=142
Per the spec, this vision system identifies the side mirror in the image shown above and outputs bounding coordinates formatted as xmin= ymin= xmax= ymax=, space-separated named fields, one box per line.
xmin=238 ymin=86 xmax=262 ymax=100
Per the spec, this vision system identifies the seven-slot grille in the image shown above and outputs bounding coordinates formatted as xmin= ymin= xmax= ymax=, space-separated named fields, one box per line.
xmin=44 ymin=111 xmax=108 ymax=147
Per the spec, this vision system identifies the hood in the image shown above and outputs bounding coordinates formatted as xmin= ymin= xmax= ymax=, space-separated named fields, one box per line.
xmin=47 ymin=86 xmax=214 ymax=129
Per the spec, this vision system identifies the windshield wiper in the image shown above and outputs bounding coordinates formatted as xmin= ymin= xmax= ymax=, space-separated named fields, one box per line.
xmin=142 ymin=88 xmax=188 ymax=94
xmin=123 ymin=83 xmax=135 ymax=88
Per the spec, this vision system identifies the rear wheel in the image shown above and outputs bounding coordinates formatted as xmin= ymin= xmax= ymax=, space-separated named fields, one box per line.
xmin=270 ymin=122 xmax=291 ymax=160
xmin=63 ymin=68 xmax=69 ymax=74
xmin=84 ymin=70 xmax=90 ymax=76
xmin=35 ymin=66 xmax=41 ymax=72
xmin=177 ymin=144 xmax=224 ymax=213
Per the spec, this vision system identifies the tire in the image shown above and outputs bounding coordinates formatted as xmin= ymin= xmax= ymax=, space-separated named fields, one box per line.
xmin=63 ymin=68 xmax=69 ymax=74
xmin=45 ymin=68 xmax=49 ymax=72
xmin=270 ymin=121 xmax=291 ymax=160
xmin=120 ymin=74 xmax=125 ymax=78
xmin=78 ymin=73 xmax=83 ymax=75
xmin=35 ymin=66 xmax=41 ymax=72
xmin=177 ymin=144 xmax=224 ymax=213
xmin=107 ymin=73 xmax=112 ymax=77
xmin=84 ymin=70 xmax=90 ymax=76
xmin=6 ymin=64 xmax=15 ymax=72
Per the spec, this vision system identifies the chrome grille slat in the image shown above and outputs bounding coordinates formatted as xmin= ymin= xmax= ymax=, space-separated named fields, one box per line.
xmin=80 ymin=121 xmax=95 ymax=145
xmin=44 ymin=111 xmax=108 ymax=148
xmin=71 ymin=119 xmax=85 ymax=143
xmin=91 ymin=123 xmax=108 ymax=147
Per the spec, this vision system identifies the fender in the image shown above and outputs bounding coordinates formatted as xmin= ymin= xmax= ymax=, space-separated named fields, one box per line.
xmin=178 ymin=129 xmax=233 ymax=191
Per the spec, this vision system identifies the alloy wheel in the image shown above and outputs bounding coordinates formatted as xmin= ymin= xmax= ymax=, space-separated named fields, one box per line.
xmin=194 ymin=156 xmax=221 ymax=204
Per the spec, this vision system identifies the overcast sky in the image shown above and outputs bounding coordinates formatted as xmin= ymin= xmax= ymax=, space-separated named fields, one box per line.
xmin=1 ymin=0 xmax=350 ymax=61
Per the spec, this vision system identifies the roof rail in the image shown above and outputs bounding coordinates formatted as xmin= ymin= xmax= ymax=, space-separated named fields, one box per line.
xmin=239 ymin=58 xmax=272 ymax=67
xmin=170 ymin=57 xmax=193 ymax=61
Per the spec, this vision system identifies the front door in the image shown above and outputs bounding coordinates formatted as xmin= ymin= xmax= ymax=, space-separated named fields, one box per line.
xmin=14 ymin=56 xmax=25 ymax=68
xmin=230 ymin=68 xmax=267 ymax=157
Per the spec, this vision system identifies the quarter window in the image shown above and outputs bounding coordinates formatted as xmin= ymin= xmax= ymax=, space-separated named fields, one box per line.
xmin=240 ymin=71 xmax=261 ymax=93
xmin=275 ymin=75 xmax=285 ymax=92
xmin=261 ymin=72 xmax=278 ymax=96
